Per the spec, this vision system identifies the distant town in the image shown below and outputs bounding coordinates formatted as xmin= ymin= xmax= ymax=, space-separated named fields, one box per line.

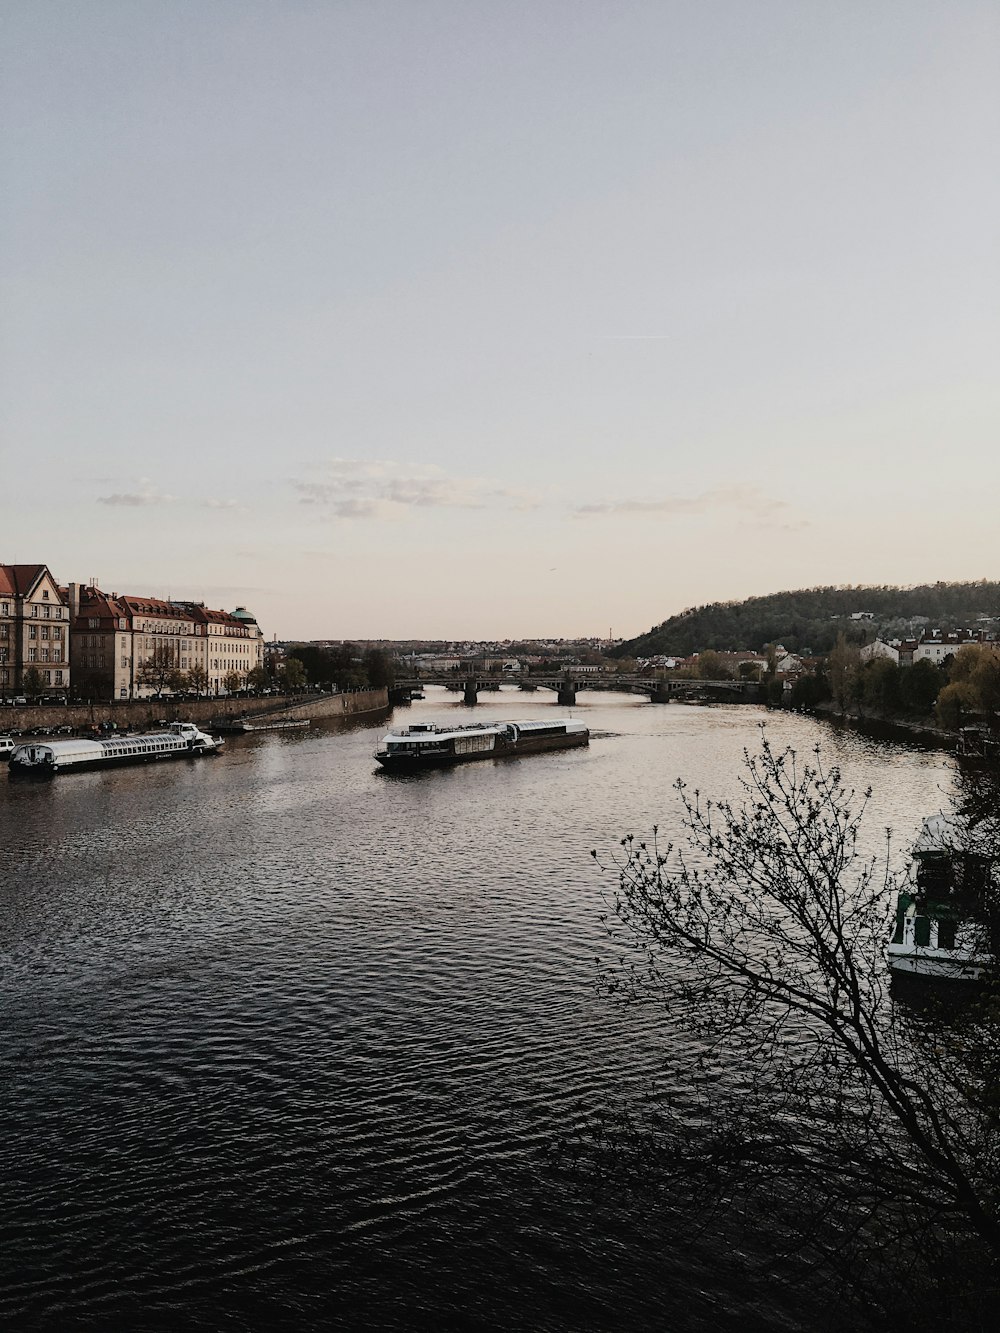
xmin=2 ymin=562 xmax=998 ymax=732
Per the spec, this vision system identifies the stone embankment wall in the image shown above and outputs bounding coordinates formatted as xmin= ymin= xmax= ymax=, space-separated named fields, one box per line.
xmin=0 ymin=689 xmax=389 ymax=733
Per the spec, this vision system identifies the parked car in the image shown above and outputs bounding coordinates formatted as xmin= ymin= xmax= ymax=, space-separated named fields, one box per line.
xmin=0 ymin=736 xmax=15 ymax=761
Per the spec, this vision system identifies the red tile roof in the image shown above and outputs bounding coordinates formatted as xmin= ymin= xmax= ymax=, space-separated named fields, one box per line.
xmin=0 ymin=564 xmax=48 ymax=598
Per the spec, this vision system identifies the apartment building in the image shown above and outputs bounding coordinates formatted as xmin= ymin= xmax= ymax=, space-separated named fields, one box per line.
xmin=69 ymin=584 xmax=264 ymax=700
xmin=0 ymin=563 xmax=71 ymax=697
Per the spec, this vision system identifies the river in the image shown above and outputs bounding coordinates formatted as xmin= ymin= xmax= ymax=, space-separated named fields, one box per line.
xmin=0 ymin=693 xmax=960 ymax=1330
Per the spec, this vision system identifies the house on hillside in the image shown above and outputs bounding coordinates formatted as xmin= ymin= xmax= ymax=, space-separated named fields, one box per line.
xmin=860 ymin=640 xmax=899 ymax=664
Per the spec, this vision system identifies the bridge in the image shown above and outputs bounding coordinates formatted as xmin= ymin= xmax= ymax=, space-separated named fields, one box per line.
xmin=390 ymin=673 xmax=763 ymax=707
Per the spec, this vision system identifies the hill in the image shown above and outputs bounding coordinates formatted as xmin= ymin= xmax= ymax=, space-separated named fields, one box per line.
xmin=614 ymin=581 xmax=1000 ymax=658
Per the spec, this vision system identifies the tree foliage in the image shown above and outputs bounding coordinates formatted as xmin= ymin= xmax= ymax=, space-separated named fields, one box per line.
xmin=21 ymin=666 xmax=44 ymax=698
xmin=942 ymin=647 xmax=1000 ymax=723
xmin=282 ymin=656 xmax=307 ymax=691
xmin=694 ymin=650 xmax=733 ymax=681
xmin=285 ymin=643 xmax=395 ymax=690
xmin=185 ymin=664 xmax=209 ymax=696
xmin=615 ymin=581 xmax=1000 ymax=658
xmin=583 ymin=736 xmax=1000 ymax=1322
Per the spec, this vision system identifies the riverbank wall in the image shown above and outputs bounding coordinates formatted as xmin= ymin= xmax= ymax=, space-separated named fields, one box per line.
xmin=0 ymin=689 xmax=389 ymax=734
xmin=793 ymin=700 xmax=957 ymax=752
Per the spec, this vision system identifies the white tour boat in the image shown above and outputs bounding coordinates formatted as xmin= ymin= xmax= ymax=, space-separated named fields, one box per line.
xmin=887 ymin=813 xmax=997 ymax=982
xmin=375 ymin=718 xmax=589 ymax=770
xmin=8 ymin=722 xmax=224 ymax=778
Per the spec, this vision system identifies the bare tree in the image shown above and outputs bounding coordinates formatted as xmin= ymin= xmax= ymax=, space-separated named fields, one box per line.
xmin=137 ymin=640 xmax=179 ymax=698
xmin=586 ymin=734 xmax=1000 ymax=1322
xmin=185 ymin=664 xmax=209 ymax=697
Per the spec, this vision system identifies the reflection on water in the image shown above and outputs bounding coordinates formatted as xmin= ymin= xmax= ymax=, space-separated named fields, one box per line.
xmin=0 ymin=693 xmax=961 ymax=1329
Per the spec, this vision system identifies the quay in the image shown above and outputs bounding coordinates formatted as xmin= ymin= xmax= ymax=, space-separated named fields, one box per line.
xmin=1 ymin=688 xmax=389 ymax=737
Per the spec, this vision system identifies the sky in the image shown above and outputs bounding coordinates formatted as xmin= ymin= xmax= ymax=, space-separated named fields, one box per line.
xmin=2 ymin=1 xmax=998 ymax=641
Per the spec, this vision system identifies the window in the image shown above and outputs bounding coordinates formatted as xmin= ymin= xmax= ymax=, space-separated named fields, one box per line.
xmin=0 ymin=625 xmax=6 ymax=638
xmin=42 ymin=590 xmax=49 ymax=600
xmin=88 ymin=618 xmax=99 ymax=628
xmin=122 ymin=657 xmax=128 ymax=668
xmin=41 ymin=649 xmax=49 ymax=662
xmin=28 ymin=648 xmax=36 ymax=662
xmin=53 ymin=626 xmax=62 ymax=639
xmin=29 ymin=625 xmax=36 ymax=639
xmin=0 ymin=602 xmax=8 ymax=615
xmin=43 ymin=605 xmax=51 ymax=618
xmin=31 ymin=606 xmax=38 ymax=617
xmin=41 ymin=626 xmax=49 ymax=639
xmin=55 ymin=671 xmax=63 ymax=685
xmin=44 ymin=671 xmax=51 ymax=684
xmin=54 ymin=606 xmax=63 ymax=619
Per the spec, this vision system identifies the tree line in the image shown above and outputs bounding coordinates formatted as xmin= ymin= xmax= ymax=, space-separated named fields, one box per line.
xmin=785 ymin=640 xmax=1000 ymax=730
xmin=616 ymin=580 xmax=1000 ymax=658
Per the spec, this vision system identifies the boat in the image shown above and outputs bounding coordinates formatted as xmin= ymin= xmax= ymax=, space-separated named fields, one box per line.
xmin=374 ymin=718 xmax=589 ymax=770
xmin=887 ymin=813 xmax=998 ymax=982
xmin=956 ymin=725 xmax=1000 ymax=765
xmin=211 ymin=717 xmax=310 ymax=734
xmin=8 ymin=722 xmax=224 ymax=778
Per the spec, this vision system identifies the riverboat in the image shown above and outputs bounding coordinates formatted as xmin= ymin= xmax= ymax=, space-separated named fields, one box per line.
xmin=956 ymin=726 xmax=1000 ymax=766
xmin=374 ymin=718 xmax=589 ymax=770
xmin=887 ymin=813 xmax=997 ymax=982
xmin=8 ymin=722 xmax=224 ymax=778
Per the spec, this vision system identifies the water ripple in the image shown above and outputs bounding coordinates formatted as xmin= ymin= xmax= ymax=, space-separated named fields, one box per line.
xmin=0 ymin=700 xmax=957 ymax=1329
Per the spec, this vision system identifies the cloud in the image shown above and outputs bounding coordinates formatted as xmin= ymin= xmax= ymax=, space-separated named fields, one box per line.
xmin=292 ymin=458 xmax=541 ymax=517
xmin=97 ymin=478 xmax=176 ymax=506
xmin=202 ymin=497 xmax=241 ymax=510
xmin=573 ymin=485 xmax=801 ymax=525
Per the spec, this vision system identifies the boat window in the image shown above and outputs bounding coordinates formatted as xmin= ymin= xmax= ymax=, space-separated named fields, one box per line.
xmin=937 ymin=920 xmax=957 ymax=950
xmin=453 ymin=733 xmax=495 ymax=755
xmin=915 ymin=856 xmax=951 ymax=895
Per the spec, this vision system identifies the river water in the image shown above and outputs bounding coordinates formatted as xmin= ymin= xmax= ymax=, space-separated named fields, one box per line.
xmin=0 ymin=693 xmax=959 ymax=1330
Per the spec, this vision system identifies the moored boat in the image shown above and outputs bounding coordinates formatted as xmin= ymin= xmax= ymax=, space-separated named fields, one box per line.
xmin=375 ymin=718 xmax=588 ymax=770
xmin=956 ymin=725 xmax=1000 ymax=766
xmin=8 ymin=722 xmax=223 ymax=778
xmin=887 ymin=813 xmax=998 ymax=982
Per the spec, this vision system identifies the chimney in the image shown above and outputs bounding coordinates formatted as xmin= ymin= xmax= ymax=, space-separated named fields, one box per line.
xmin=67 ymin=582 xmax=81 ymax=620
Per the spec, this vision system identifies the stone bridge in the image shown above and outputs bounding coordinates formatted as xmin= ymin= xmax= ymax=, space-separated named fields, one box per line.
xmin=392 ymin=673 xmax=763 ymax=706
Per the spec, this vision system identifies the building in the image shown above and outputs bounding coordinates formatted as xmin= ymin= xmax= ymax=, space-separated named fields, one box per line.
xmin=860 ymin=640 xmax=899 ymax=664
xmin=912 ymin=630 xmax=987 ymax=666
xmin=185 ymin=602 xmax=265 ymax=696
xmin=0 ymin=563 xmax=71 ymax=698
xmin=68 ymin=584 xmax=264 ymax=701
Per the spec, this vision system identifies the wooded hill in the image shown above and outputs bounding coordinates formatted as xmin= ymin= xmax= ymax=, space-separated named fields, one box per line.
xmin=615 ymin=581 xmax=1000 ymax=658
